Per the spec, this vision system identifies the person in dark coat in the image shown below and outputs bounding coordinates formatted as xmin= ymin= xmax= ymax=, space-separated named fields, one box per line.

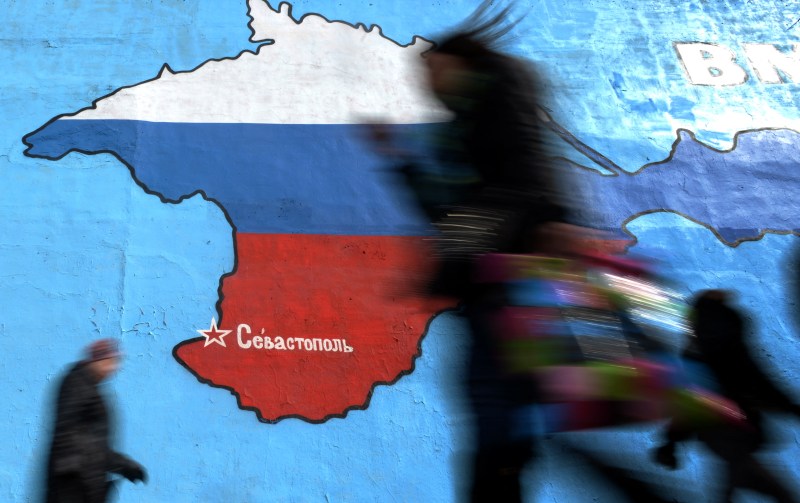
xmin=45 ymin=338 xmax=146 ymax=503
xmin=653 ymin=290 xmax=800 ymax=502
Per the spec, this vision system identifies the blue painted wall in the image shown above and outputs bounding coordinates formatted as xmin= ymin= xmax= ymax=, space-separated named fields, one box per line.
xmin=2 ymin=1 xmax=799 ymax=501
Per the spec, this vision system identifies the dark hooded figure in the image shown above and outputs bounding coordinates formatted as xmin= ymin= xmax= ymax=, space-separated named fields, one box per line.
xmin=369 ymin=3 xmax=568 ymax=501
xmin=45 ymin=339 xmax=146 ymax=503
xmin=654 ymin=290 xmax=800 ymax=502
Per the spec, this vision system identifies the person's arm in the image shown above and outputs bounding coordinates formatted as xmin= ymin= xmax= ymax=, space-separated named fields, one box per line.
xmin=738 ymin=346 xmax=800 ymax=414
xmin=703 ymin=298 xmax=800 ymax=415
xmin=108 ymin=451 xmax=147 ymax=483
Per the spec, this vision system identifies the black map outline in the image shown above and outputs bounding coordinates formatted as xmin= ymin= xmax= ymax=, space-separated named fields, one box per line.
xmin=20 ymin=0 xmax=800 ymax=424
xmin=21 ymin=0 xmax=456 ymax=425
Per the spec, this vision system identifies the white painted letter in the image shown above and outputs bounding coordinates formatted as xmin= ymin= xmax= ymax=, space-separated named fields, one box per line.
xmin=675 ymin=43 xmax=747 ymax=86
xmin=744 ymin=43 xmax=800 ymax=83
xmin=237 ymin=324 xmax=252 ymax=349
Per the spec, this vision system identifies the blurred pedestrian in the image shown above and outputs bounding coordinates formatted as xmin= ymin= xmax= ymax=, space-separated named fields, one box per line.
xmin=369 ymin=2 xmax=568 ymax=501
xmin=45 ymin=338 xmax=146 ymax=503
xmin=654 ymin=290 xmax=800 ymax=502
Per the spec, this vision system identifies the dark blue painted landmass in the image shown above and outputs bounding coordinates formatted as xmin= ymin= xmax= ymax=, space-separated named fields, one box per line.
xmin=22 ymin=119 xmax=800 ymax=243
xmin=560 ymin=127 xmax=800 ymax=243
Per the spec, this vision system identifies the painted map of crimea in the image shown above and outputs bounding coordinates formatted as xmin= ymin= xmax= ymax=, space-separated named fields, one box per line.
xmin=20 ymin=0 xmax=800 ymax=422
xmin=22 ymin=0 xmax=452 ymax=423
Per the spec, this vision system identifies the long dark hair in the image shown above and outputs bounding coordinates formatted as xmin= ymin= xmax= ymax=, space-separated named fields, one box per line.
xmin=433 ymin=1 xmax=526 ymax=63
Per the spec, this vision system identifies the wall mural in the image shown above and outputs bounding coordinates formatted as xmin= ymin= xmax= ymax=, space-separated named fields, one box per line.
xmin=3 ymin=0 xmax=800 ymax=501
xmin=24 ymin=1 xmax=454 ymax=425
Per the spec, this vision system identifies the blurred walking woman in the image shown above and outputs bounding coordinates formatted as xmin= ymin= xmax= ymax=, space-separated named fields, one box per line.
xmin=370 ymin=2 xmax=568 ymax=501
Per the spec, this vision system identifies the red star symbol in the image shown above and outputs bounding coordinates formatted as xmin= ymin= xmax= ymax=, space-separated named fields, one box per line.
xmin=197 ymin=318 xmax=231 ymax=348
